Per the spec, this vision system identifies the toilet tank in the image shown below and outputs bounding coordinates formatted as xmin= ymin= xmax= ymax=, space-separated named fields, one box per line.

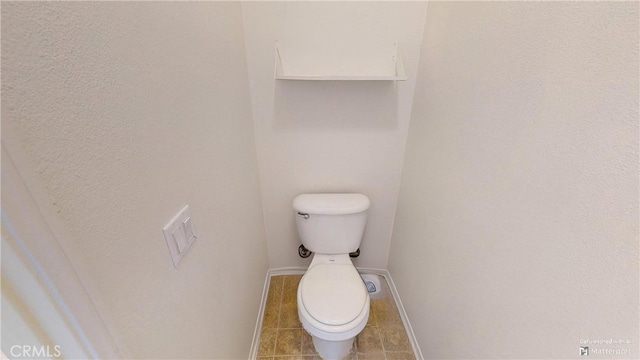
xmin=293 ymin=193 xmax=370 ymax=254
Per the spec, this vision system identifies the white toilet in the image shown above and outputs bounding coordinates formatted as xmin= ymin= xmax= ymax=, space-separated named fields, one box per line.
xmin=293 ymin=193 xmax=371 ymax=360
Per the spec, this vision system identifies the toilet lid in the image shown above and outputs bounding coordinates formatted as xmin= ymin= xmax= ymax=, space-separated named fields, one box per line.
xmin=300 ymin=264 xmax=368 ymax=326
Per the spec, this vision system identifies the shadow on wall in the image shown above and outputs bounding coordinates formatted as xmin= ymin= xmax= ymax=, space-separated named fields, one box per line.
xmin=273 ymin=81 xmax=399 ymax=131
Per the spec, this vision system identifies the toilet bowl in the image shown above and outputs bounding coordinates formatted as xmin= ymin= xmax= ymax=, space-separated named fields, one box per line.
xmin=293 ymin=193 xmax=371 ymax=359
xmin=297 ymin=254 xmax=370 ymax=359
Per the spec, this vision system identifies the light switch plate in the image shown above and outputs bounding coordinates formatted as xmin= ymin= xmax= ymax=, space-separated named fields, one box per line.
xmin=163 ymin=205 xmax=197 ymax=267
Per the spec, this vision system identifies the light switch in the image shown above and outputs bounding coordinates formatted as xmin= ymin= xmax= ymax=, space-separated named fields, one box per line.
xmin=183 ymin=217 xmax=195 ymax=243
xmin=162 ymin=205 xmax=197 ymax=267
xmin=172 ymin=226 xmax=187 ymax=253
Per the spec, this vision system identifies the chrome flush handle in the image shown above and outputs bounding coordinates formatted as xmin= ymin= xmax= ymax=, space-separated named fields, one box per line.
xmin=297 ymin=212 xmax=309 ymax=219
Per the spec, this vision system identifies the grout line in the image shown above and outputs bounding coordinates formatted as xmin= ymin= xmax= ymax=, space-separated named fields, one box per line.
xmin=271 ymin=330 xmax=278 ymax=358
xmin=277 ymin=276 xmax=284 ymax=328
xmin=377 ymin=324 xmax=388 ymax=360
xmin=289 ymin=277 xmax=302 ymax=356
xmin=272 ymin=275 xmax=285 ymax=357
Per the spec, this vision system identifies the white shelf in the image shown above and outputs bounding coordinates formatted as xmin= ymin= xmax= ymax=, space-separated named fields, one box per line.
xmin=274 ymin=41 xmax=407 ymax=81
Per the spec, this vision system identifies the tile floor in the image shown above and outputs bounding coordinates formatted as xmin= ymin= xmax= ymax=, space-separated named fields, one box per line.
xmin=256 ymin=274 xmax=415 ymax=360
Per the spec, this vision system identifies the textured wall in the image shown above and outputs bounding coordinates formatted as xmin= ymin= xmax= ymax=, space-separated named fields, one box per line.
xmin=2 ymin=2 xmax=267 ymax=358
xmin=241 ymin=1 xmax=427 ymax=269
xmin=389 ymin=2 xmax=639 ymax=359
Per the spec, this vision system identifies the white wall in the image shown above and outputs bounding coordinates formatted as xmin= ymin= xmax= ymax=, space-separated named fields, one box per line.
xmin=1 ymin=2 xmax=267 ymax=359
xmin=2 ymin=147 xmax=121 ymax=359
xmin=389 ymin=2 xmax=639 ymax=358
xmin=242 ymin=1 xmax=427 ymax=269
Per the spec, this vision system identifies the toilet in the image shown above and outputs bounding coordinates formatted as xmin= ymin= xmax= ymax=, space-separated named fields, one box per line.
xmin=293 ymin=193 xmax=371 ymax=360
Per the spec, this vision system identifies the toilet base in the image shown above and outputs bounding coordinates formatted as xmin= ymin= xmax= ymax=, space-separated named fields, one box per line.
xmin=312 ymin=334 xmax=354 ymax=360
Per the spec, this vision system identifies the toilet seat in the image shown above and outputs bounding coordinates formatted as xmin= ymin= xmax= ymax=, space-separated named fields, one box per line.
xmin=300 ymin=263 xmax=368 ymax=326
xmin=297 ymin=255 xmax=370 ymax=342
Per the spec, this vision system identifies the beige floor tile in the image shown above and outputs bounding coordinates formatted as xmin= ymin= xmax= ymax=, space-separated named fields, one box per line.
xmin=371 ymin=298 xmax=403 ymax=327
xmin=357 ymin=352 xmax=386 ymax=360
xmin=355 ymin=325 xmax=384 ymax=355
xmin=282 ymin=275 xmax=301 ymax=305
xmin=343 ymin=346 xmax=357 ymax=360
xmin=365 ymin=303 xmax=377 ymax=327
xmin=385 ymin=351 xmax=416 ymax=360
xmin=279 ymin=301 xmax=302 ymax=328
xmin=259 ymin=274 xmax=416 ymax=360
xmin=379 ymin=325 xmax=412 ymax=352
xmin=275 ymin=328 xmax=303 ymax=356
xmin=263 ymin=276 xmax=284 ymax=329
xmin=257 ymin=328 xmax=277 ymax=357
xmin=301 ymin=329 xmax=317 ymax=355
xmin=268 ymin=276 xmax=284 ymax=300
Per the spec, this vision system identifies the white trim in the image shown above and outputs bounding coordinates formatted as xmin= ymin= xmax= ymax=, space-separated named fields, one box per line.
xmin=1 ymin=141 xmax=124 ymax=358
xmin=249 ymin=267 xmax=423 ymax=360
xmin=267 ymin=266 xmax=306 ymax=276
xmin=2 ymin=222 xmax=91 ymax=358
xmin=248 ymin=270 xmax=271 ymax=360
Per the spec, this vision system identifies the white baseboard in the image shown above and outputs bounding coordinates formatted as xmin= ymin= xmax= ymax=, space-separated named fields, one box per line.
xmin=249 ymin=270 xmax=271 ymax=360
xmin=267 ymin=267 xmax=307 ymax=277
xmin=249 ymin=267 xmax=423 ymax=359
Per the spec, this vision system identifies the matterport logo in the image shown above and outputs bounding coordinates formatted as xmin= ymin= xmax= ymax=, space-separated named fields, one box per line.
xmin=579 ymin=338 xmax=632 ymax=356
xmin=9 ymin=345 xmax=61 ymax=359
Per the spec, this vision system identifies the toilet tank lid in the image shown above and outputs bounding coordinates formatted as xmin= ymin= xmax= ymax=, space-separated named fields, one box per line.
xmin=293 ymin=193 xmax=370 ymax=215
